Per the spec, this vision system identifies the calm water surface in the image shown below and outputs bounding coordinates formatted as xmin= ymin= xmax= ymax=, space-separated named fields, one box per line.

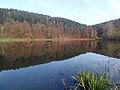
xmin=0 ymin=40 xmax=120 ymax=90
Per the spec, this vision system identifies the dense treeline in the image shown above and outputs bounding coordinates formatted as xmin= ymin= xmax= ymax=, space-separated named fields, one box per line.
xmin=0 ymin=8 xmax=84 ymax=27
xmin=0 ymin=8 xmax=97 ymax=39
xmin=0 ymin=8 xmax=120 ymax=39
xmin=92 ymin=19 xmax=120 ymax=39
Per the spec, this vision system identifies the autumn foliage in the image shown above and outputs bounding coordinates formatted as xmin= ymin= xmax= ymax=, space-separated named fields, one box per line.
xmin=0 ymin=8 xmax=97 ymax=39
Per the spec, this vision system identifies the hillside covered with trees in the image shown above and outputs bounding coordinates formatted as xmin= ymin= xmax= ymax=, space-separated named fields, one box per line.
xmin=92 ymin=19 xmax=120 ymax=40
xmin=0 ymin=8 xmax=97 ymax=39
xmin=0 ymin=8 xmax=120 ymax=40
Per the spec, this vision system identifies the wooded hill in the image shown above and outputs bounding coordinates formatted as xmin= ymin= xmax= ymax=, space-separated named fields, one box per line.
xmin=0 ymin=8 xmax=97 ymax=39
xmin=92 ymin=18 xmax=120 ymax=40
xmin=0 ymin=8 xmax=120 ymax=40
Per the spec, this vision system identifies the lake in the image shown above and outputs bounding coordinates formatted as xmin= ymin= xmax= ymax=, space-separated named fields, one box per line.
xmin=0 ymin=40 xmax=120 ymax=90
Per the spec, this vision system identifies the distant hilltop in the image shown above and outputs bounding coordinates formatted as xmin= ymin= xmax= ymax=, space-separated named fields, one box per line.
xmin=92 ymin=18 xmax=120 ymax=40
xmin=0 ymin=8 xmax=120 ymax=40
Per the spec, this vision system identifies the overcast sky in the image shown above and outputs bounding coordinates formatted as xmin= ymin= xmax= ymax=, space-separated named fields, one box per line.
xmin=0 ymin=0 xmax=120 ymax=25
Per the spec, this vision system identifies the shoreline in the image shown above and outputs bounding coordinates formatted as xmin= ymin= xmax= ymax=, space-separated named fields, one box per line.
xmin=0 ymin=38 xmax=101 ymax=42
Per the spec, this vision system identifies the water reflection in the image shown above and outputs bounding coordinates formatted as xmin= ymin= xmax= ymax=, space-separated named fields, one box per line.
xmin=0 ymin=40 xmax=120 ymax=90
xmin=0 ymin=40 xmax=120 ymax=70
xmin=0 ymin=40 xmax=97 ymax=70
xmin=94 ymin=41 xmax=120 ymax=58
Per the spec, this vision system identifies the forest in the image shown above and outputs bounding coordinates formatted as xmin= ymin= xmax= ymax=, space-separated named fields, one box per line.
xmin=0 ymin=8 xmax=97 ymax=39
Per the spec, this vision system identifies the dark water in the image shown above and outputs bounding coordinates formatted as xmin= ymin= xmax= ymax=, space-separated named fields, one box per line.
xmin=0 ymin=40 xmax=120 ymax=90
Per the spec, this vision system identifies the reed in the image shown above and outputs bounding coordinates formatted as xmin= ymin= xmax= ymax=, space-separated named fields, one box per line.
xmin=62 ymin=69 xmax=118 ymax=90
